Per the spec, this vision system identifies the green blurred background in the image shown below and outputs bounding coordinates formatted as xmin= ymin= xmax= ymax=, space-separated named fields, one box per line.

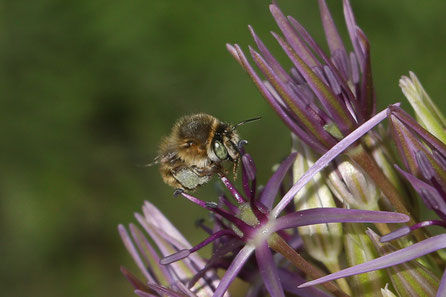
xmin=1 ymin=0 xmax=446 ymax=296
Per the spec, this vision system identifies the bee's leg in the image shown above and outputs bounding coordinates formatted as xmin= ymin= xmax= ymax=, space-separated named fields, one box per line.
xmin=192 ymin=164 xmax=222 ymax=177
xmin=173 ymin=188 xmax=184 ymax=197
xmin=232 ymin=159 xmax=239 ymax=181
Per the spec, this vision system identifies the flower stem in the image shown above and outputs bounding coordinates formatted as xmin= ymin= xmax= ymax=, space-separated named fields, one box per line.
xmin=268 ymin=234 xmax=351 ymax=297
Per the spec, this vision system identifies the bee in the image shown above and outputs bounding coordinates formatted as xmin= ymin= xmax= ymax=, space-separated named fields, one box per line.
xmin=150 ymin=113 xmax=260 ymax=191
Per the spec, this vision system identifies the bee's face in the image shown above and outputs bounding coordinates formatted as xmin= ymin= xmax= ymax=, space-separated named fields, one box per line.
xmin=208 ymin=123 xmax=240 ymax=163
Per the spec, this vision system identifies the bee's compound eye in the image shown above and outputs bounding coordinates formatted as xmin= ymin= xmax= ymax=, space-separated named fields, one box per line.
xmin=213 ymin=140 xmax=228 ymax=160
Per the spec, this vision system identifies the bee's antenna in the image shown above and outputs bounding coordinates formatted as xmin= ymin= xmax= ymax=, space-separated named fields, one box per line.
xmin=234 ymin=116 xmax=262 ymax=128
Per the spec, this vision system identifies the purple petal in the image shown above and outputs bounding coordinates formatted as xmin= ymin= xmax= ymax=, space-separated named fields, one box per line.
xmin=271 ymin=32 xmax=355 ymax=135
xmin=343 ymin=0 xmax=364 ymax=69
xmin=318 ymin=0 xmax=346 ymax=55
xmin=288 ymin=15 xmax=354 ymax=96
xmin=120 ymin=266 xmax=154 ymax=294
xmin=145 ymin=284 xmax=191 ymax=297
xmin=129 ymin=224 xmax=171 ymax=282
xmin=227 ymin=43 xmax=328 ymax=154
xmin=357 ymin=27 xmax=375 ymax=121
xmin=390 ymin=105 xmax=446 ymax=157
xmin=437 ymin=268 xmax=446 ymax=297
xmin=241 ymin=153 xmax=257 ymax=199
xmin=213 ymin=245 xmax=255 ymax=297
xmin=249 ymin=45 xmax=338 ymax=149
xmin=249 ymin=25 xmax=291 ymax=83
xmin=142 ymin=201 xmax=191 ymax=248
xmin=273 ymin=208 xmax=409 ymax=232
xmin=380 ymin=226 xmax=411 ymax=242
xmin=242 ymin=153 xmax=256 ymax=181
xmin=220 ymin=175 xmax=246 ymax=204
xmin=118 ymin=225 xmax=154 ymax=282
xmin=259 ymin=152 xmax=297 ymax=210
xmin=299 ymin=234 xmax=446 ymax=288
xmin=287 ymin=15 xmax=359 ymax=122
xmin=270 ymin=4 xmax=320 ymax=68
xmin=256 ymin=241 xmax=285 ymax=297
xmin=389 ymin=112 xmax=425 ymax=175
xmin=395 ymin=165 xmax=446 ymax=220
xmin=272 ymin=105 xmax=393 ymax=217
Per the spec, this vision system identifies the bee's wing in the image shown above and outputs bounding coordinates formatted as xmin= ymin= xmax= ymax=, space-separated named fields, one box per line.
xmin=139 ymin=152 xmax=177 ymax=167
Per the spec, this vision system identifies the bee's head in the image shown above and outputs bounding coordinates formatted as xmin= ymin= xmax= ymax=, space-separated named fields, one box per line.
xmin=209 ymin=123 xmax=240 ymax=162
xmin=209 ymin=116 xmax=261 ymax=163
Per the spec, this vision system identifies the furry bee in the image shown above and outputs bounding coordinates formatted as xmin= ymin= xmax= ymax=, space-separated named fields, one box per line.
xmin=151 ymin=113 xmax=260 ymax=191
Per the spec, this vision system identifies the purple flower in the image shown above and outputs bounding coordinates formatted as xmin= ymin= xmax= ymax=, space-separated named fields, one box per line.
xmin=227 ymin=0 xmax=374 ymax=154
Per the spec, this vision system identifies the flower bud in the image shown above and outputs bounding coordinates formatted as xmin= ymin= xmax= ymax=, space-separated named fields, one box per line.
xmin=327 ymin=154 xmax=379 ymax=210
xmin=399 ymin=71 xmax=446 ymax=143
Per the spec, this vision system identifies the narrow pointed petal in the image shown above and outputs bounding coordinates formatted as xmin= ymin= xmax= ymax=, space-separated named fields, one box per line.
xmin=241 ymin=153 xmax=257 ymax=199
xmin=357 ymin=27 xmax=375 ymax=121
xmin=259 ymin=152 xmax=297 ymax=210
xmin=227 ymin=43 xmax=328 ymax=153
xmin=437 ymin=268 xmax=446 ymax=297
xmin=129 ymin=224 xmax=171 ymax=283
xmin=273 ymin=208 xmax=408 ymax=232
xmin=256 ymin=241 xmax=285 ymax=297
xmin=287 ymin=16 xmax=358 ymax=115
xmin=249 ymin=45 xmax=338 ymax=148
xmin=271 ymin=32 xmax=355 ymax=135
xmin=299 ymin=234 xmax=446 ymax=288
xmin=272 ymin=105 xmax=392 ymax=217
xmin=390 ymin=105 xmax=446 ymax=157
xmin=142 ymin=201 xmax=191 ymax=248
xmin=343 ymin=0 xmax=364 ymax=68
xmin=120 ymin=266 xmax=155 ymax=294
xmin=389 ymin=111 xmax=429 ymax=175
xmin=249 ymin=25 xmax=291 ymax=83
xmin=395 ymin=165 xmax=446 ymax=221
xmin=270 ymin=4 xmax=319 ymax=68
xmin=318 ymin=0 xmax=346 ymax=54
xmin=213 ymin=245 xmax=255 ymax=297
xmin=118 ymin=225 xmax=154 ymax=282
xmin=145 ymin=284 xmax=191 ymax=297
